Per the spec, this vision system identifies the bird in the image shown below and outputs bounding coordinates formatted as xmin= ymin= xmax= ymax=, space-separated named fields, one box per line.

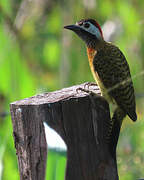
xmin=64 ymin=19 xmax=137 ymax=154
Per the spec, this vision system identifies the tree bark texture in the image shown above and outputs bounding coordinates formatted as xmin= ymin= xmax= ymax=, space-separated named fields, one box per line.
xmin=10 ymin=83 xmax=119 ymax=180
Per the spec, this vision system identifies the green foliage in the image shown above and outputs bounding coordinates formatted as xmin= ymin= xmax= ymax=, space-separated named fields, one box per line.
xmin=46 ymin=149 xmax=66 ymax=180
xmin=43 ymin=39 xmax=61 ymax=69
xmin=0 ymin=0 xmax=144 ymax=179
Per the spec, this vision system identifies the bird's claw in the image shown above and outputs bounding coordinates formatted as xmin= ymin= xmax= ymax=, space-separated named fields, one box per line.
xmin=76 ymin=87 xmax=100 ymax=98
xmin=76 ymin=87 xmax=91 ymax=94
xmin=76 ymin=83 xmax=98 ymax=94
xmin=84 ymin=82 xmax=98 ymax=90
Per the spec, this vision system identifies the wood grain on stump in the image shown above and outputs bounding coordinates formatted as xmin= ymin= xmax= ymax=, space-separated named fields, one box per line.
xmin=10 ymin=83 xmax=119 ymax=180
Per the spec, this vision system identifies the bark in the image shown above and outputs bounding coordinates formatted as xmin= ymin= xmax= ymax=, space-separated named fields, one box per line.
xmin=10 ymin=83 xmax=119 ymax=180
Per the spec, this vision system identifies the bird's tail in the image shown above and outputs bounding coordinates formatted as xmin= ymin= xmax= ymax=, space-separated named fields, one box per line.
xmin=109 ymin=107 xmax=126 ymax=160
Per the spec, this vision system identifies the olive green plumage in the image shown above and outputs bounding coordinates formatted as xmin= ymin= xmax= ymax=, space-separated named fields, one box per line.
xmin=93 ymin=42 xmax=137 ymax=122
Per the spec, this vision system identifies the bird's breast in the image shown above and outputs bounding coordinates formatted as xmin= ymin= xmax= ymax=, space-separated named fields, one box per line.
xmin=87 ymin=48 xmax=98 ymax=81
xmin=87 ymin=47 xmax=113 ymax=103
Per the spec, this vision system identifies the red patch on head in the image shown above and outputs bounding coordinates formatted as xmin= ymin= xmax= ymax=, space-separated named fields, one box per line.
xmin=85 ymin=19 xmax=103 ymax=39
xmin=94 ymin=21 xmax=103 ymax=39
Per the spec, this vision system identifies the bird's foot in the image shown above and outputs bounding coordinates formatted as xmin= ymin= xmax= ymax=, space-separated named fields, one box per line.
xmin=76 ymin=87 xmax=102 ymax=101
xmin=84 ymin=82 xmax=98 ymax=90
xmin=76 ymin=87 xmax=102 ymax=110
xmin=76 ymin=87 xmax=92 ymax=94
xmin=76 ymin=87 xmax=99 ymax=97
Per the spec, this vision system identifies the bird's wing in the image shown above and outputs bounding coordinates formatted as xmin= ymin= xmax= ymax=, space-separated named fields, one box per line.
xmin=93 ymin=45 xmax=137 ymax=121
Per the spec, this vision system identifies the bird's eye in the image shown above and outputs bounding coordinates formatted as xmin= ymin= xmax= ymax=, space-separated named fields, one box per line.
xmin=84 ymin=23 xmax=90 ymax=28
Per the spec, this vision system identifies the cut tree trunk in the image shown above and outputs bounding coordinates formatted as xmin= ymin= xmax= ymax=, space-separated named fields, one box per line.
xmin=10 ymin=83 xmax=119 ymax=180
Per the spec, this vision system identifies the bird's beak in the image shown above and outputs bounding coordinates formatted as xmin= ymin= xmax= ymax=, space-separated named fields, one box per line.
xmin=64 ymin=24 xmax=91 ymax=44
xmin=64 ymin=24 xmax=81 ymax=32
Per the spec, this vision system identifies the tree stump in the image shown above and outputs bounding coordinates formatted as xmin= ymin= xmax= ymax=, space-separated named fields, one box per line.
xmin=10 ymin=83 xmax=119 ymax=180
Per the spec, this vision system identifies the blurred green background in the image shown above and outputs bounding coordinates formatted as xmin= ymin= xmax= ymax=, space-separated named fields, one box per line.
xmin=0 ymin=0 xmax=144 ymax=179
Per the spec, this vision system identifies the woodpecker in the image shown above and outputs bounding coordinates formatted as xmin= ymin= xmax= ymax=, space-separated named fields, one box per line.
xmin=64 ymin=19 xmax=137 ymax=151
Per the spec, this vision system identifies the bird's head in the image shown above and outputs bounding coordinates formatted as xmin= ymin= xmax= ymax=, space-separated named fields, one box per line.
xmin=64 ymin=19 xmax=104 ymax=48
